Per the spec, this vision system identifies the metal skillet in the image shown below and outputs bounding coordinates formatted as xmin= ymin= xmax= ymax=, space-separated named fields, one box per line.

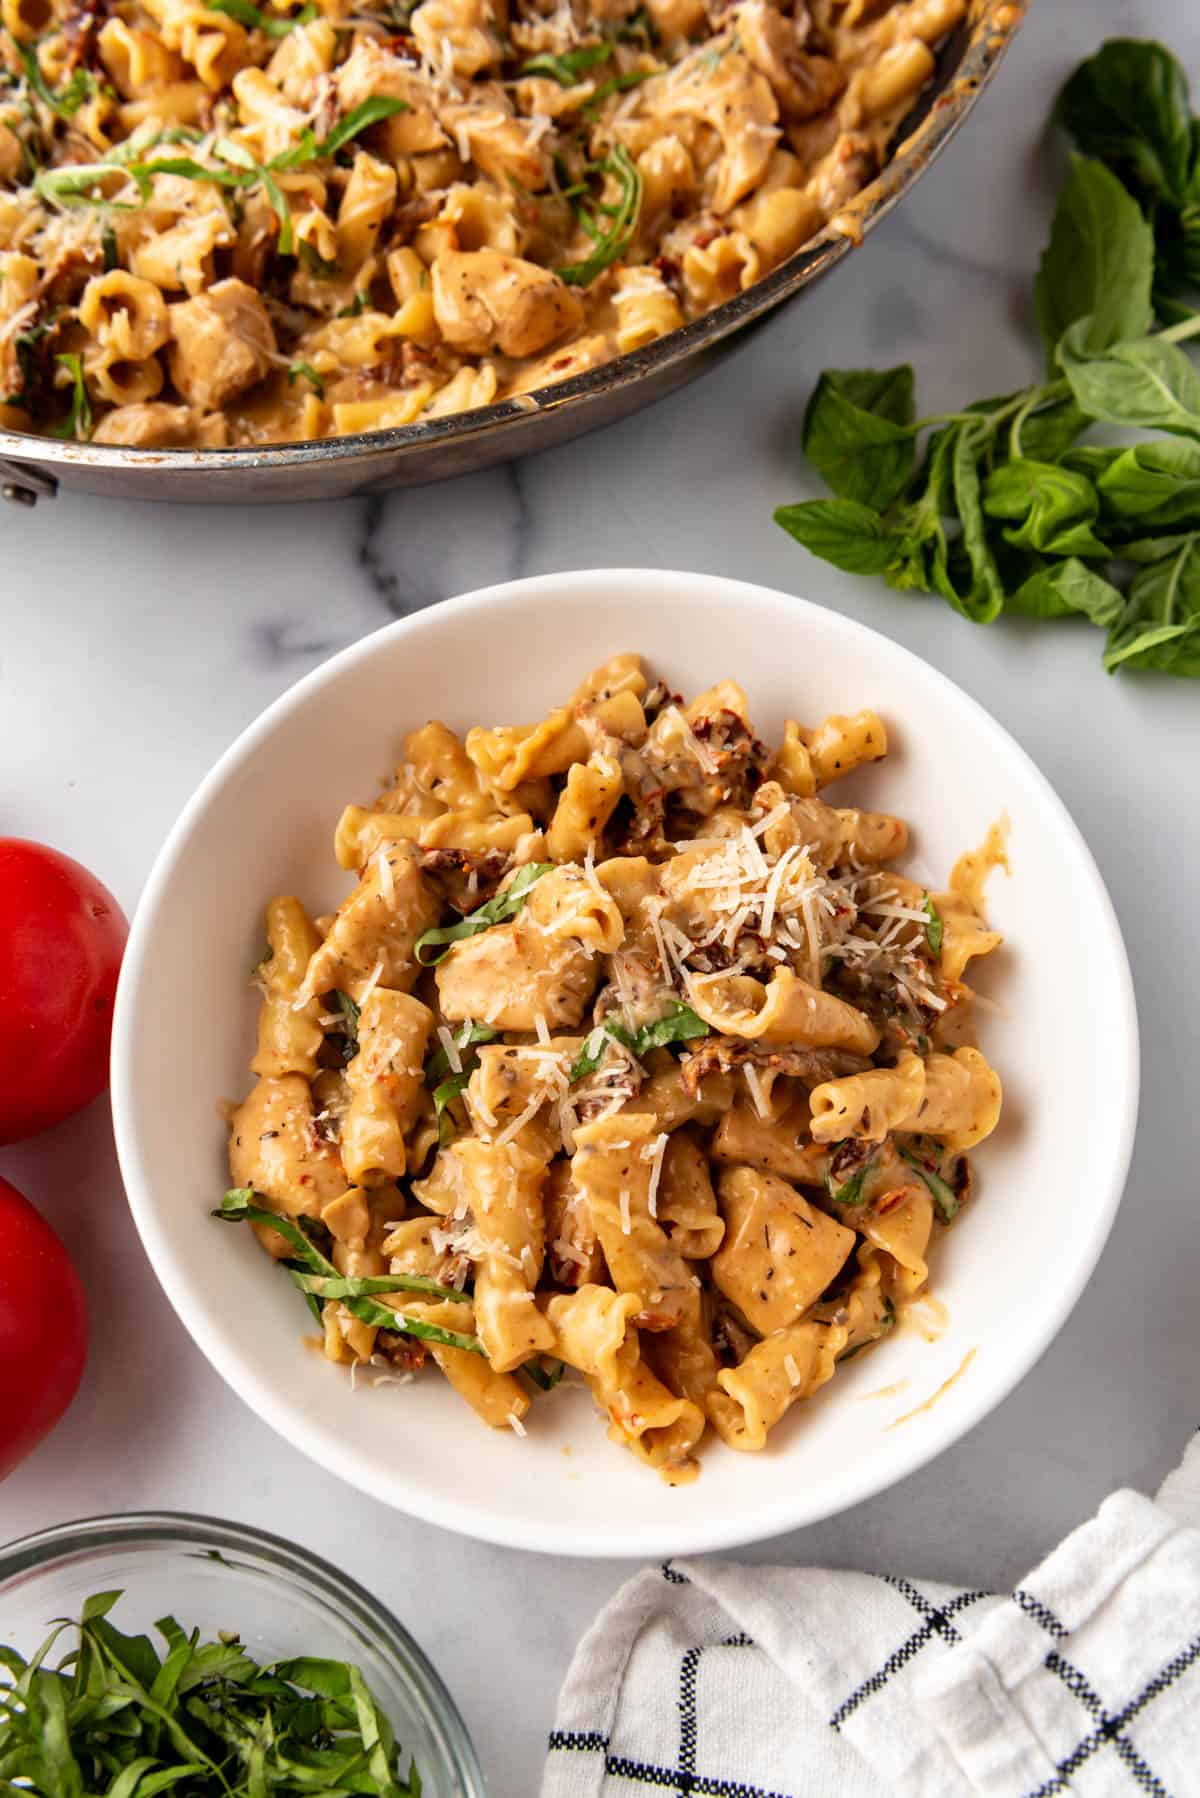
xmin=0 ymin=0 xmax=1025 ymax=509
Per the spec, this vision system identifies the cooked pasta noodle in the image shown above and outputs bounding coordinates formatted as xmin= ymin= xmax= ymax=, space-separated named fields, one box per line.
xmin=221 ymin=653 xmax=1007 ymax=1481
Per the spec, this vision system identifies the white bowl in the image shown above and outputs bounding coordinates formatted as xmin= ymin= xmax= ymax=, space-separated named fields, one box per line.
xmin=111 ymin=570 xmax=1138 ymax=1558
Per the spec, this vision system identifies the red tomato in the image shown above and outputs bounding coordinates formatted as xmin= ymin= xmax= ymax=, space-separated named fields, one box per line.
xmin=0 ymin=839 xmax=128 ymax=1146
xmin=0 ymin=1176 xmax=88 ymax=1478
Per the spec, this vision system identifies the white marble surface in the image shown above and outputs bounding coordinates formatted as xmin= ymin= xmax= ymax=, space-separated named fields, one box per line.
xmin=3 ymin=2 xmax=1199 ymax=1792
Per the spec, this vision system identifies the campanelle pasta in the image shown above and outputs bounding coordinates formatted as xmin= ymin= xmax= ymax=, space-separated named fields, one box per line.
xmin=2 ymin=0 xmax=962 ymax=445
xmin=219 ymin=654 xmax=1008 ymax=1482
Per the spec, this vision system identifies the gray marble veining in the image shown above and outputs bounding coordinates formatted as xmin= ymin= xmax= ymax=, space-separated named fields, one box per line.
xmin=3 ymin=5 xmax=1199 ymax=1795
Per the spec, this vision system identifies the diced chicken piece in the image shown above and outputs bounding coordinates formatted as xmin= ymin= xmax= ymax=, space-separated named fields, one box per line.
xmin=166 ymin=277 xmax=275 ymax=411
xmin=432 ymin=250 xmax=583 ymax=359
xmin=712 ymin=1165 xmax=855 ymax=1335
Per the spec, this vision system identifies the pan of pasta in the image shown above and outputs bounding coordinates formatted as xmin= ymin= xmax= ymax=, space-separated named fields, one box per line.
xmin=0 ymin=0 xmax=1022 ymax=503
xmin=112 ymin=570 xmax=1137 ymax=1553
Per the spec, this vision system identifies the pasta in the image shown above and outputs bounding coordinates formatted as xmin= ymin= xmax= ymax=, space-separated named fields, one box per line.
xmin=2 ymin=0 xmax=961 ymax=445
xmin=221 ymin=654 xmax=1008 ymax=1482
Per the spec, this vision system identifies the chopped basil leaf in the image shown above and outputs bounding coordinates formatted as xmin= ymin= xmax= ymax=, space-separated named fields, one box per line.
xmin=0 ymin=1589 xmax=425 ymax=1797
xmin=100 ymin=222 xmax=118 ymax=270
xmin=333 ymin=988 xmax=360 ymax=1059
xmin=16 ymin=42 xmax=98 ymax=120
xmin=209 ymin=0 xmax=318 ymax=34
xmin=519 ymin=42 xmax=612 ymax=85
xmin=336 ymin=289 xmax=370 ymax=317
xmin=50 ymin=352 xmax=91 ymax=441
xmin=288 ymin=358 xmax=325 ymax=398
xmin=824 ymin=1147 xmax=877 ymax=1207
xmin=897 ymin=1145 xmax=961 ymax=1221
xmin=425 ymin=1020 xmax=498 ymax=1083
xmin=433 ymin=1071 xmax=471 ymax=1146
xmin=216 ymin=1189 xmax=484 ymax=1348
xmin=570 ymin=1001 xmax=709 ymax=1080
xmin=924 ymin=895 xmax=943 ymax=955
xmin=414 ymin=862 xmax=554 ymax=964
xmin=522 ymin=1356 xmax=566 ymax=1391
xmin=557 ymin=144 xmax=642 ymax=287
xmin=581 ymin=67 xmax=659 ymax=117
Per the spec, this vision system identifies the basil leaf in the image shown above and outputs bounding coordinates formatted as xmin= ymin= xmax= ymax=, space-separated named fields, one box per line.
xmin=522 ymin=1357 xmax=566 ymax=1391
xmin=570 ymin=1001 xmax=708 ymax=1081
xmin=1008 ymin=557 xmax=1125 ymax=626
xmin=580 ymin=68 xmax=659 ymax=118
xmin=557 ymin=144 xmax=642 ymax=286
xmin=1008 ymin=392 xmax=1090 ymax=462
xmin=1059 ymin=323 xmax=1200 ymax=441
xmin=1096 ymin=438 xmax=1200 ymax=526
xmin=825 ymin=1161 xmax=871 ymax=1207
xmin=334 ymin=988 xmax=360 ymax=1058
xmin=775 ymin=497 xmax=907 ymax=574
xmin=101 ymin=223 xmax=119 ymax=271
xmin=1057 ymin=39 xmax=1195 ymax=210
xmin=1033 ymin=154 xmax=1155 ymax=356
xmin=414 ymin=862 xmax=554 ymax=964
xmin=1104 ymin=532 xmax=1200 ymax=673
xmin=630 ymin=1001 xmax=709 ymax=1054
xmin=947 ymin=422 xmax=1006 ymax=623
xmin=0 ymin=1591 xmax=426 ymax=1794
xmin=309 ymin=95 xmax=411 ymax=161
xmin=215 ymin=1190 xmax=484 ymax=1347
xmin=50 ymin=353 xmax=91 ymax=442
xmin=15 ymin=41 xmax=93 ymax=120
xmin=923 ymin=896 xmax=942 ymax=955
xmin=801 ymin=364 xmax=916 ymax=508
xmin=287 ymin=358 xmax=325 ymax=398
xmin=425 ymin=1021 xmax=498 ymax=1083
xmin=519 ymin=42 xmax=612 ymax=84
xmin=897 ymin=1144 xmax=960 ymax=1221
xmin=209 ymin=0 xmax=318 ymax=33
xmin=287 ymin=1269 xmax=472 ymax=1304
xmin=982 ymin=458 xmax=1107 ymax=557
xmin=432 ymin=1072 xmax=470 ymax=1145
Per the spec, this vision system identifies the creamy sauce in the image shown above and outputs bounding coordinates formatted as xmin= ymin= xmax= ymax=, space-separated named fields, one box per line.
xmin=888 ymin=1347 xmax=976 ymax=1428
xmin=859 ymin=1378 xmax=910 ymax=1402
xmin=949 ymin=817 xmax=1010 ymax=914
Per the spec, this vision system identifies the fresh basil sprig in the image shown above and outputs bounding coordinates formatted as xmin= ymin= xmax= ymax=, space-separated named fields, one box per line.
xmin=414 ymin=862 xmax=553 ymax=965
xmin=0 ymin=1588 xmax=425 ymax=1797
xmin=570 ymin=1000 xmax=709 ymax=1080
xmin=216 ymin=1189 xmax=484 ymax=1352
xmin=775 ymin=50 xmax=1200 ymax=678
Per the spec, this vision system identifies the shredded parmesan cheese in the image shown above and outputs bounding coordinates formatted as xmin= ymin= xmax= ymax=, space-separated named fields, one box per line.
xmin=784 ymin=1354 xmax=802 ymax=1389
xmin=619 ymin=1187 xmax=632 ymax=1235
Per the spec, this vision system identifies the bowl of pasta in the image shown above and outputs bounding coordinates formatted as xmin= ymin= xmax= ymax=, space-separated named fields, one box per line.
xmin=0 ymin=0 xmax=1023 ymax=505
xmin=111 ymin=568 xmax=1136 ymax=1555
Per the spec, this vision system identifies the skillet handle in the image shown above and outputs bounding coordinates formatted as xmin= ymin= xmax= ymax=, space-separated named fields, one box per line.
xmin=0 ymin=459 xmax=58 ymax=508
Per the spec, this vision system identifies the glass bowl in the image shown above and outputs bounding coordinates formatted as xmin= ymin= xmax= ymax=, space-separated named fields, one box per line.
xmin=0 ymin=1512 xmax=487 ymax=1797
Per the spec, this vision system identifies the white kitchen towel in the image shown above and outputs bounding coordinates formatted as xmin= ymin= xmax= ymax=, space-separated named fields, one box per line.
xmin=543 ymin=1432 xmax=1200 ymax=1798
